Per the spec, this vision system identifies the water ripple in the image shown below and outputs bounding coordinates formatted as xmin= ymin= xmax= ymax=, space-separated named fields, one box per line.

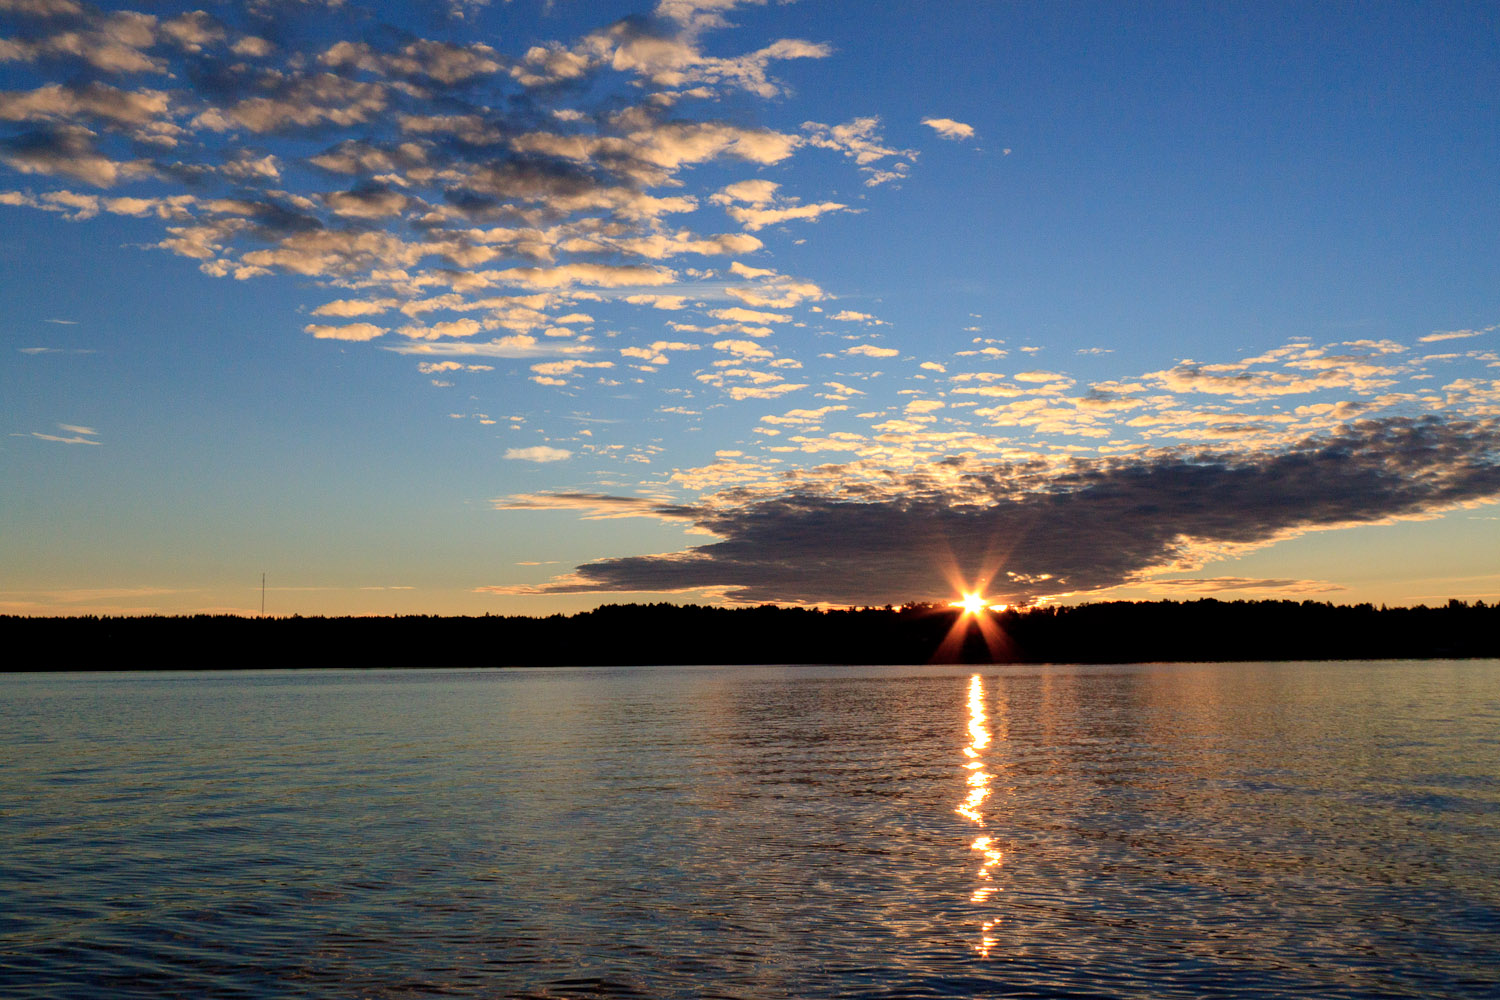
xmin=2 ymin=661 xmax=1499 ymax=997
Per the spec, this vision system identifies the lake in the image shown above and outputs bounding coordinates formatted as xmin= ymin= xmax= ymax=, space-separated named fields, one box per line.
xmin=3 ymin=660 xmax=1498 ymax=998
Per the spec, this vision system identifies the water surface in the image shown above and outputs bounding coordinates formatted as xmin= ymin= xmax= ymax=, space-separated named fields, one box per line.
xmin=3 ymin=660 xmax=1498 ymax=997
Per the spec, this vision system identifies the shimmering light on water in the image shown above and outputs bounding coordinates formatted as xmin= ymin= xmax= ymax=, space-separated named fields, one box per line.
xmin=958 ymin=675 xmax=1003 ymax=958
xmin=3 ymin=660 xmax=1500 ymax=998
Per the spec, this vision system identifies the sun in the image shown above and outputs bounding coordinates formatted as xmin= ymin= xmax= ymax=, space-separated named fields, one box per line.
xmin=952 ymin=591 xmax=990 ymax=616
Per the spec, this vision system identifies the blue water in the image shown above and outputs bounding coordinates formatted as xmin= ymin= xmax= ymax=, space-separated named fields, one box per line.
xmin=3 ymin=660 xmax=1499 ymax=998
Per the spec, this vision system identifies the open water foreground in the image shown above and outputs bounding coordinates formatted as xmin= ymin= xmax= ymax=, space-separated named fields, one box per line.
xmin=3 ymin=660 xmax=1499 ymax=999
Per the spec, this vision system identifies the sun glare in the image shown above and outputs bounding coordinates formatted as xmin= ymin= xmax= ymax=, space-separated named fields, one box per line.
xmin=953 ymin=592 xmax=989 ymax=616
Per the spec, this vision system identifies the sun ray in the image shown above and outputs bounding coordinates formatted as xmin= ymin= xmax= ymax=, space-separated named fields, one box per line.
xmin=932 ymin=587 xmax=1015 ymax=663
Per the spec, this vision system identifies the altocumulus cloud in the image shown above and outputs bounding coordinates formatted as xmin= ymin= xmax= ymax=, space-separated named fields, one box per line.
xmin=0 ymin=0 xmax=904 ymax=376
xmin=490 ymin=416 xmax=1500 ymax=605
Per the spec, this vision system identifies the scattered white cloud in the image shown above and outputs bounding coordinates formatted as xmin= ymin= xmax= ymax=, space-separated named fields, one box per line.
xmin=921 ymin=116 xmax=975 ymax=141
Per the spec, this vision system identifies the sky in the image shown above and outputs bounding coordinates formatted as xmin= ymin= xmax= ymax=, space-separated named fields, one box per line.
xmin=2 ymin=0 xmax=1498 ymax=617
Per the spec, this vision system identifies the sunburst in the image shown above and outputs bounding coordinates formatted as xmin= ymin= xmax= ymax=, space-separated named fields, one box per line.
xmin=952 ymin=591 xmax=990 ymax=616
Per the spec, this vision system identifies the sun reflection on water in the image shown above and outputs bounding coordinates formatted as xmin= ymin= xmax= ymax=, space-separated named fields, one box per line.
xmin=958 ymin=674 xmax=1004 ymax=958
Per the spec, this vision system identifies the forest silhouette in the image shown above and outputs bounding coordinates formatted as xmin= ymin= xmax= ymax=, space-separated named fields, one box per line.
xmin=5 ymin=598 xmax=1498 ymax=670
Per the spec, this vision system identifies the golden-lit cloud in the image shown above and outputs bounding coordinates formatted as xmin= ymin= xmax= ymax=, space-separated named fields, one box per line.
xmin=304 ymin=322 xmax=385 ymax=342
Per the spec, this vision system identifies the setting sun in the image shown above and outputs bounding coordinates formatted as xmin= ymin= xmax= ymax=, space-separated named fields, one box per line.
xmin=953 ymin=592 xmax=990 ymax=616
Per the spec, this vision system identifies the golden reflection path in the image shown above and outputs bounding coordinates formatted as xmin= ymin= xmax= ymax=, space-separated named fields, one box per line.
xmin=958 ymin=674 xmax=1004 ymax=958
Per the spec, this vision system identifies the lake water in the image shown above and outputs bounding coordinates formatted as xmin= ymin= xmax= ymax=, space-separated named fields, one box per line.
xmin=3 ymin=660 xmax=1499 ymax=998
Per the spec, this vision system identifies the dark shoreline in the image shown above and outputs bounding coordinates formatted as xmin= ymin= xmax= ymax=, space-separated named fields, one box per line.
xmin=5 ymin=598 xmax=1499 ymax=670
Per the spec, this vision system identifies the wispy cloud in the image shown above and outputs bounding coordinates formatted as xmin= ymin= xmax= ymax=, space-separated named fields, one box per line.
xmin=26 ymin=422 xmax=100 ymax=444
xmin=1420 ymin=326 xmax=1494 ymax=344
xmin=1146 ymin=577 xmax=1346 ymax=595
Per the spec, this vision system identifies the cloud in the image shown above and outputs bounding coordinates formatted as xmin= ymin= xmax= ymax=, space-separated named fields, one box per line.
xmin=497 ymin=263 xmax=677 ymax=289
xmin=312 ymin=298 xmax=398 ymax=318
xmin=0 ymin=82 xmax=173 ymax=129
xmin=0 ymin=0 xmax=88 ymax=19
xmin=512 ymin=119 xmax=801 ymax=184
xmin=0 ymin=8 xmax=164 ymax=73
xmin=417 ymin=361 xmax=492 ymax=374
xmin=385 ymin=336 xmax=595 ymax=359
xmin=710 ymin=306 xmax=788 ymax=324
xmin=621 ymin=339 xmax=698 ymax=364
xmin=1147 ymin=577 xmax=1345 ymax=594
xmin=492 ymin=491 xmax=696 ymax=519
xmin=396 ymin=318 xmax=483 ymax=340
xmin=505 ymin=446 xmax=573 ymax=463
xmin=29 ymin=422 xmax=100 ymax=444
xmin=624 ymin=293 xmax=689 ymax=309
xmin=921 ymin=117 xmax=975 ymax=141
xmin=0 ymin=124 xmax=148 ymax=186
xmin=802 ymin=116 xmax=917 ymax=186
xmin=0 ymin=0 xmax=886 ymax=374
xmin=845 ymin=343 xmax=898 ymax=358
xmin=496 ymin=416 xmax=1500 ymax=605
xmin=1013 ymin=370 xmax=1071 ymax=384
xmin=195 ymin=74 xmax=390 ymax=134
xmin=509 ymin=14 xmax=830 ymax=98
xmin=761 ymin=404 xmax=846 ymax=426
xmin=722 ymin=198 xmax=849 ymax=231
xmin=304 ymin=322 xmax=385 ymax=342
xmin=656 ymin=0 xmax=765 ymax=31
xmin=713 ymin=338 xmax=773 ymax=359
xmin=711 ymin=178 xmax=779 ymax=206
xmin=530 ymin=359 xmax=613 ymax=379
xmin=729 ymin=260 xmax=776 ymax=278
xmin=1420 ymin=327 xmax=1493 ymax=344
xmin=725 ymin=381 xmax=806 ymax=400
xmin=725 ymin=277 xmax=824 ymax=308
xmin=1144 ymin=360 xmax=1393 ymax=398
xmin=318 ymin=38 xmax=502 ymax=85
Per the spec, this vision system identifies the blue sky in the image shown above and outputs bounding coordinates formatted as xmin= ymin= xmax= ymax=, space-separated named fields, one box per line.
xmin=2 ymin=0 xmax=1498 ymax=616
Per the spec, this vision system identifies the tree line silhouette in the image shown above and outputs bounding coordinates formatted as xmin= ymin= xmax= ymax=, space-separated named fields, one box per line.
xmin=4 ymin=598 xmax=1498 ymax=670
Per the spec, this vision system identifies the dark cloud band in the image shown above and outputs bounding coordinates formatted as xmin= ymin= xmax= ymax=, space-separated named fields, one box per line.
xmin=508 ymin=416 xmax=1500 ymax=605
